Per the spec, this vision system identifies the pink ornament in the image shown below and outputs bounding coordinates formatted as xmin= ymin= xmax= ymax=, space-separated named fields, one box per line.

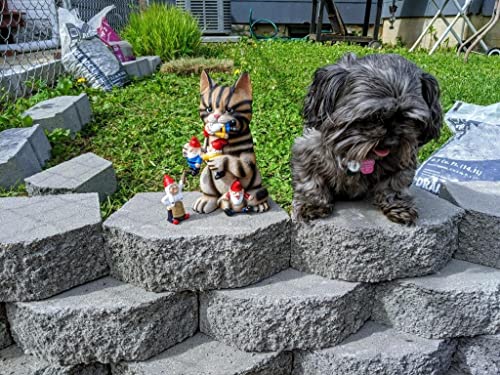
xmin=97 ymin=18 xmax=122 ymax=43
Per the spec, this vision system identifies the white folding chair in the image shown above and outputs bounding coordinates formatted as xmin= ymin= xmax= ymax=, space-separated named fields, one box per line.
xmin=409 ymin=0 xmax=488 ymax=55
xmin=460 ymin=0 xmax=500 ymax=61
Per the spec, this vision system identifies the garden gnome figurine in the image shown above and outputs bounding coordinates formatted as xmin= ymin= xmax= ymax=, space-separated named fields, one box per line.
xmin=183 ymin=136 xmax=203 ymax=176
xmin=218 ymin=180 xmax=254 ymax=216
xmin=201 ymin=138 xmax=227 ymax=180
xmin=161 ymin=172 xmax=190 ymax=225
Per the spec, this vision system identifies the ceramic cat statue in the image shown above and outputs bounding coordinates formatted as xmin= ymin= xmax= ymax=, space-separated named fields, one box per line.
xmin=193 ymin=70 xmax=269 ymax=214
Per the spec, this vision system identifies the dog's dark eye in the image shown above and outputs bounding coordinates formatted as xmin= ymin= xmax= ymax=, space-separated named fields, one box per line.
xmin=206 ymin=107 xmax=213 ymax=113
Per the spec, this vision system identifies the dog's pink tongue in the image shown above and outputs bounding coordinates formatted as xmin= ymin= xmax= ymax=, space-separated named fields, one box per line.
xmin=374 ymin=149 xmax=390 ymax=157
xmin=360 ymin=159 xmax=375 ymax=175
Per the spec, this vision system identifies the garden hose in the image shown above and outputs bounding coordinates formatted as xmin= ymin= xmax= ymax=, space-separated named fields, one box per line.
xmin=248 ymin=9 xmax=309 ymax=41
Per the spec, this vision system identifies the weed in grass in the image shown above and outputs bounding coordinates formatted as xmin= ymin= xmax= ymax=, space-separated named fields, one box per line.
xmin=160 ymin=57 xmax=234 ymax=75
xmin=0 ymin=184 xmax=27 ymax=197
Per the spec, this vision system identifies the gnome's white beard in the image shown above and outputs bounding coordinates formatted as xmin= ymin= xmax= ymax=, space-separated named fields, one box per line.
xmin=230 ymin=193 xmax=244 ymax=206
xmin=166 ymin=191 xmax=183 ymax=204
xmin=187 ymin=151 xmax=199 ymax=159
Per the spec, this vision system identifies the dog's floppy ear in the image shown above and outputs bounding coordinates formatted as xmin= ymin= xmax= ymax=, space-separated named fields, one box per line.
xmin=303 ymin=64 xmax=349 ymax=130
xmin=419 ymin=72 xmax=443 ymax=145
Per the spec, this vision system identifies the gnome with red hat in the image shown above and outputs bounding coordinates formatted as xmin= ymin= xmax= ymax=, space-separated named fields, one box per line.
xmin=218 ymin=180 xmax=254 ymax=216
xmin=161 ymin=172 xmax=190 ymax=224
xmin=183 ymin=136 xmax=203 ymax=176
xmin=201 ymin=138 xmax=228 ymax=180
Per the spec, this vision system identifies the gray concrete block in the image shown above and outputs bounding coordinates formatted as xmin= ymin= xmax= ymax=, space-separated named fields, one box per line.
xmin=439 ymin=182 xmax=500 ymax=269
xmin=202 ymin=36 xmax=241 ymax=43
xmin=293 ymin=322 xmax=456 ymax=375
xmin=0 ymin=60 xmax=62 ymax=100
xmin=446 ymin=368 xmax=466 ymax=375
xmin=1 ymin=124 xmax=51 ymax=166
xmin=123 ymin=57 xmax=153 ymax=78
xmin=0 ymin=193 xmax=108 ymax=302
xmin=25 ymin=152 xmax=117 ymax=202
xmin=0 ymin=303 xmax=12 ymax=350
xmin=0 ymin=346 xmax=109 ymax=375
xmin=200 ymin=269 xmax=373 ymax=352
xmin=111 ymin=333 xmax=292 ymax=375
xmin=0 ymin=135 xmax=41 ymax=189
xmin=452 ymin=334 xmax=500 ymax=375
xmin=23 ymin=94 xmax=92 ymax=136
xmin=292 ymin=186 xmax=464 ymax=283
xmin=7 ymin=277 xmax=198 ymax=365
xmin=372 ymin=260 xmax=500 ymax=339
xmin=145 ymin=56 xmax=161 ymax=72
xmin=104 ymin=192 xmax=290 ymax=293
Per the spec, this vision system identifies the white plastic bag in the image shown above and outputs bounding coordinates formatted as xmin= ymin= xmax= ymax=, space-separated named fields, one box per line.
xmin=58 ymin=6 xmax=128 ymax=90
xmin=415 ymin=101 xmax=500 ymax=195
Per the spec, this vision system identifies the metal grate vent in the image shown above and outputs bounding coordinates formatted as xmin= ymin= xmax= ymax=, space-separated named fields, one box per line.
xmin=176 ymin=0 xmax=231 ymax=35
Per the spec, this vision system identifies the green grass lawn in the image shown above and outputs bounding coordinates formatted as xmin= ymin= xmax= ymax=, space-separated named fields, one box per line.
xmin=2 ymin=41 xmax=500 ymax=216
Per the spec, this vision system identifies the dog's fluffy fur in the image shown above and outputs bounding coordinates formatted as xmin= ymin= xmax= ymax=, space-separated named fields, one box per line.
xmin=292 ymin=53 xmax=443 ymax=225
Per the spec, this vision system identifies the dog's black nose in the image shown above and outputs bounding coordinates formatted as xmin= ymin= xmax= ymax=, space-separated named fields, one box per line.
xmin=381 ymin=137 xmax=399 ymax=148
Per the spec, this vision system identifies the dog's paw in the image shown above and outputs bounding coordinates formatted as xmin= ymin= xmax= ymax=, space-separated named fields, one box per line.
xmin=380 ymin=200 xmax=418 ymax=226
xmin=293 ymin=202 xmax=333 ymax=222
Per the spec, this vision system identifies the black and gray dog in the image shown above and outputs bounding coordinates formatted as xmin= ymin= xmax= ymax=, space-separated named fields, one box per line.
xmin=292 ymin=53 xmax=443 ymax=225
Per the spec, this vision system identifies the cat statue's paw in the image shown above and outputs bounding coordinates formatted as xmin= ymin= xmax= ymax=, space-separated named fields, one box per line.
xmin=193 ymin=195 xmax=218 ymax=214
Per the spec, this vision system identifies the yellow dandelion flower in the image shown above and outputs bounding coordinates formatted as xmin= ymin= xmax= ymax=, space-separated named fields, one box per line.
xmin=233 ymin=68 xmax=241 ymax=76
xmin=76 ymin=77 xmax=86 ymax=84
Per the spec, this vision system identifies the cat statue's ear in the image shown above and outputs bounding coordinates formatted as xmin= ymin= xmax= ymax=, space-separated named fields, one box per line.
xmin=234 ymin=72 xmax=252 ymax=97
xmin=200 ymin=70 xmax=213 ymax=93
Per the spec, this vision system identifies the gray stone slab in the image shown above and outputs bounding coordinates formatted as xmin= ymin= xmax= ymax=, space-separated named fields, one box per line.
xmin=446 ymin=368 xmax=465 ymax=375
xmin=123 ymin=57 xmax=153 ymax=78
xmin=7 ymin=277 xmax=198 ymax=365
xmin=1 ymin=124 xmax=51 ymax=166
xmin=439 ymin=182 xmax=500 ymax=269
xmin=111 ymin=333 xmax=292 ymax=375
xmin=104 ymin=192 xmax=290 ymax=293
xmin=292 ymin=186 xmax=464 ymax=283
xmin=23 ymin=94 xmax=92 ymax=136
xmin=145 ymin=56 xmax=161 ymax=72
xmin=293 ymin=322 xmax=456 ymax=375
xmin=372 ymin=259 xmax=500 ymax=339
xmin=451 ymin=334 xmax=500 ymax=375
xmin=0 ymin=193 xmax=108 ymax=302
xmin=0 ymin=135 xmax=41 ymax=189
xmin=0 ymin=303 xmax=12 ymax=350
xmin=200 ymin=269 xmax=373 ymax=352
xmin=1 ymin=60 xmax=62 ymax=99
xmin=25 ymin=152 xmax=117 ymax=202
xmin=201 ymin=36 xmax=241 ymax=43
xmin=0 ymin=346 xmax=109 ymax=375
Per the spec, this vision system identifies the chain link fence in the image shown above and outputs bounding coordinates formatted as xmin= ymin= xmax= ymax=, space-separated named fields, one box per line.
xmin=0 ymin=0 xmax=141 ymax=106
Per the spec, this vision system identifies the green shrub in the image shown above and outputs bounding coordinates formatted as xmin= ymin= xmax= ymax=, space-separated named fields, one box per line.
xmin=121 ymin=4 xmax=202 ymax=61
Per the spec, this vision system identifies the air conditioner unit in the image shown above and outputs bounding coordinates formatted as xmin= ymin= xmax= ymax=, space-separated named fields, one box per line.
xmin=176 ymin=0 xmax=231 ymax=35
